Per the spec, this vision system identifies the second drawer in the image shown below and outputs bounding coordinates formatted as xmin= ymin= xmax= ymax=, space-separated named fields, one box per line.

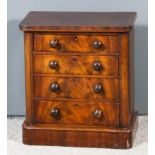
xmin=33 ymin=76 xmax=119 ymax=101
xmin=33 ymin=54 xmax=119 ymax=77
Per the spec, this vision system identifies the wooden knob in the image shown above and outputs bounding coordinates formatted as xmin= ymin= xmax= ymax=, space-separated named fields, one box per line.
xmin=49 ymin=60 xmax=59 ymax=69
xmin=93 ymin=61 xmax=102 ymax=71
xmin=50 ymin=108 xmax=60 ymax=119
xmin=49 ymin=39 xmax=59 ymax=48
xmin=94 ymin=84 xmax=103 ymax=93
xmin=93 ymin=41 xmax=102 ymax=49
xmin=50 ymin=82 xmax=60 ymax=92
xmin=93 ymin=109 xmax=102 ymax=119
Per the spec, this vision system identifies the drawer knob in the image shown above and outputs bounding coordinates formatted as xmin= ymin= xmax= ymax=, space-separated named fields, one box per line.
xmin=49 ymin=60 xmax=59 ymax=69
xmin=94 ymin=84 xmax=103 ymax=93
xmin=93 ymin=109 xmax=102 ymax=119
xmin=93 ymin=41 xmax=102 ymax=49
xmin=50 ymin=108 xmax=60 ymax=119
xmin=49 ymin=39 xmax=59 ymax=48
xmin=93 ymin=61 xmax=102 ymax=71
xmin=50 ymin=82 xmax=60 ymax=92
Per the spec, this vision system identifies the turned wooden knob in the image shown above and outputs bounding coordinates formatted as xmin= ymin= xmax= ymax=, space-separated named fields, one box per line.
xmin=93 ymin=109 xmax=102 ymax=119
xmin=94 ymin=84 xmax=103 ymax=93
xmin=50 ymin=108 xmax=60 ymax=119
xmin=49 ymin=39 xmax=59 ymax=48
xmin=93 ymin=40 xmax=102 ymax=49
xmin=93 ymin=61 xmax=102 ymax=71
xmin=50 ymin=82 xmax=60 ymax=92
xmin=49 ymin=60 xmax=59 ymax=69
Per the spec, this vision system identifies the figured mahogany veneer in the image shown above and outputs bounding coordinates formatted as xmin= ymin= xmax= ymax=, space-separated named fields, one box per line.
xmin=33 ymin=54 xmax=119 ymax=76
xmin=33 ymin=76 xmax=119 ymax=100
xmin=33 ymin=100 xmax=119 ymax=127
xmin=20 ymin=12 xmax=137 ymax=149
xmin=34 ymin=34 xmax=119 ymax=53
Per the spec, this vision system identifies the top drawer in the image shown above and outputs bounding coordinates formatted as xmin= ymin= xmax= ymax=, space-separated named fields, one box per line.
xmin=34 ymin=34 xmax=119 ymax=53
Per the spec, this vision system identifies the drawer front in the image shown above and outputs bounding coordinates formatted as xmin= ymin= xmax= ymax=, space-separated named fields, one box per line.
xmin=33 ymin=54 xmax=119 ymax=76
xmin=33 ymin=77 xmax=119 ymax=101
xmin=33 ymin=100 xmax=119 ymax=127
xmin=34 ymin=34 xmax=119 ymax=53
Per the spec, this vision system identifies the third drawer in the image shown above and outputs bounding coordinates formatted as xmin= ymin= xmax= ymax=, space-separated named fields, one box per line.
xmin=33 ymin=76 xmax=119 ymax=101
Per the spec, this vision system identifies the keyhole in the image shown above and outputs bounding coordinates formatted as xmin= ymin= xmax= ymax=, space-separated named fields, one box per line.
xmin=72 ymin=57 xmax=78 ymax=63
xmin=72 ymin=78 xmax=78 ymax=84
xmin=74 ymin=36 xmax=78 ymax=41
xmin=74 ymin=103 xmax=78 ymax=107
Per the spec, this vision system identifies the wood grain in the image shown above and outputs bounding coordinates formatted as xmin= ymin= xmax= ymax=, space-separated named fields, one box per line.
xmin=24 ymin=32 xmax=33 ymax=125
xmin=33 ymin=100 xmax=119 ymax=127
xmin=20 ymin=12 xmax=137 ymax=148
xmin=33 ymin=76 xmax=119 ymax=101
xmin=34 ymin=34 xmax=119 ymax=53
xmin=33 ymin=54 xmax=119 ymax=76
xmin=119 ymin=33 xmax=130 ymax=127
xmin=20 ymin=12 xmax=137 ymax=32
xmin=22 ymin=112 xmax=137 ymax=148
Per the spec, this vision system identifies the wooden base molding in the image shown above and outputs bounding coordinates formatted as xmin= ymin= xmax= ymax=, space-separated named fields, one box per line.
xmin=23 ymin=112 xmax=137 ymax=149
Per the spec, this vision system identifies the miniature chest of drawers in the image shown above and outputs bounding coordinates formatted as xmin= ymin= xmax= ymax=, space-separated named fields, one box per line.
xmin=20 ymin=11 xmax=137 ymax=149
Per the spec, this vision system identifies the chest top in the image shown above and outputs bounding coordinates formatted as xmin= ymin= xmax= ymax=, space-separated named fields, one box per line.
xmin=20 ymin=11 xmax=136 ymax=32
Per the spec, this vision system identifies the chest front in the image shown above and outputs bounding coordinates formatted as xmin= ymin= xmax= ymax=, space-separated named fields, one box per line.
xmin=20 ymin=12 xmax=137 ymax=148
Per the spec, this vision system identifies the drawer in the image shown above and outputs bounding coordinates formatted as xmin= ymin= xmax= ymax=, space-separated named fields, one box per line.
xmin=33 ymin=100 xmax=119 ymax=127
xmin=33 ymin=77 xmax=119 ymax=101
xmin=34 ymin=34 xmax=119 ymax=53
xmin=33 ymin=54 xmax=119 ymax=76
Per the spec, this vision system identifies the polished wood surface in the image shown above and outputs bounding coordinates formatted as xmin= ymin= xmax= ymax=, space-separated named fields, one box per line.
xmin=34 ymin=34 xmax=119 ymax=53
xmin=24 ymin=32 xmax=33 ymax=125
xmin=20 ymin=12 xmax=137 ymax=148
xmin=33 ymin=76 xmax=119 ymax=100
xmin=33 ymin=54 xmax=119 ymax=76
xmin=20 ymin=12 xmax=136 ymax=32
xmin=33 ymin=100 xmax=119 ymax=127
xmin=23 ymin=112 xmax=137 ymax=148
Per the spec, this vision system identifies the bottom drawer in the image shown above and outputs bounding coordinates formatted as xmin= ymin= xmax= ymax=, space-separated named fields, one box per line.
xmin=33 ymin=100 xmax=119 ymax=127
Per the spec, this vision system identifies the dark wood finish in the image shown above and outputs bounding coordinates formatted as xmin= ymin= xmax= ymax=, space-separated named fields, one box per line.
xmin=23 ymin=112 xmax=137 ymax=148
xmin=20 ymin=12 xmax=136 ymax=32
xmin=129 ymin=28 xmax=135 ymax=123
xmin=34 ymin=34 xmax=119 ymax=53
xmin=20 ymin=12 xmax=137 ymax=149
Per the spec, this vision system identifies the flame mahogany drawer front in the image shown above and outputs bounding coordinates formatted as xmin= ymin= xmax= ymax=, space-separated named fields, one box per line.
xmin=20 ymin=12 xmax=137 ymax=148
xmin=33 ymin=54 xmax=119 ymax=76
xmin=33 ymin=100 xmax=119 ymax=127
xmin=34 ymin=34 xmax=119 ymax=53
xmin=33 ymin=76 xmax=119 ymax=100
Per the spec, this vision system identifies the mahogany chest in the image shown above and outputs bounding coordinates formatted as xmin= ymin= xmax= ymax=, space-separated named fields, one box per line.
xmin=20 ymin=12 xmax=137 ymax=149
